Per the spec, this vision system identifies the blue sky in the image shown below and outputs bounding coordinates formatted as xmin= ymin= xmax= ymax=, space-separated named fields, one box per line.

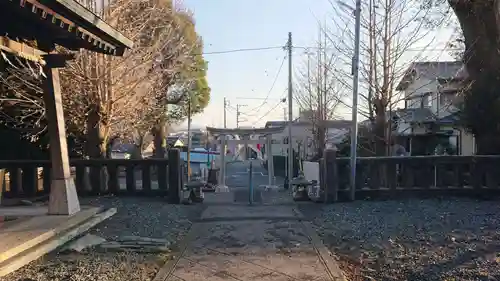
xmin=178 ymin=0 xmax=455 ymax=130
xmin=179 ymin=0 xmax=333 ymax=129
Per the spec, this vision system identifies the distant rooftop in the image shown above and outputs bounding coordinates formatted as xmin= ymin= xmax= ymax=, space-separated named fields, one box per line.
xmin=396 ymin=61 xmax=467 ymax=91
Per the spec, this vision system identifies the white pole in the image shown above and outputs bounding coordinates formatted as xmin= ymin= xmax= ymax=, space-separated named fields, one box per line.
xmin=349 ymin=0 xmax=362 ymax=201
xmin=216 ymin=134 xmax=227 ymax=192
xmin=243 ymin=135 xmax=249 ymax=161
xmin=266 ymin=134 xmax=275 ymax=188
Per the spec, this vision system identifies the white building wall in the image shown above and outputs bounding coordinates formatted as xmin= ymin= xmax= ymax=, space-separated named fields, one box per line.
xmin=404 ymin=77 xmax=440 ymax=99
xmin=401 ymin=73 xmax=474 ymax=155
xmin=270 ymin=125 xmax=312 ymax=156
xmin=268 ymin=124 xmax=349 ymax=158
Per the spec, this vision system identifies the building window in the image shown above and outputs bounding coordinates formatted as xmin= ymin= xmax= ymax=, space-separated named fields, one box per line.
xmin=420 ymin=94 xmax=432 ymax=108
xmin=439 ymin=91 xmax=456 ymax=107
xmin=407 ymin=97 xmax=419 ymax=108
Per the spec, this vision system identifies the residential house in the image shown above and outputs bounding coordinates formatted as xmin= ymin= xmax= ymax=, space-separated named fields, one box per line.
xmin=265 ymin=110 xmax=352 ymax=159
xmin=394 ymin=61 xmax=474 ymax=155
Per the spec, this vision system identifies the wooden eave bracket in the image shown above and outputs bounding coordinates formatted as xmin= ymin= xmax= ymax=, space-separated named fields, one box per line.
xmin=0 ymin=36 xmax=47 ymax=65
xmin=19 ymin=0 xmax=121 ymax=55
xmin=42 ymin=53 xmax=75 ymax=67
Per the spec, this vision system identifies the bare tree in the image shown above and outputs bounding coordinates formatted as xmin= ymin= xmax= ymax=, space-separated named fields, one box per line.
xmin=59 ymin=0 xmax=200 ymax=158
xmin=294 ymin=27 xmax=347 ymax=158
xmin=325 ymin=0 xmax=452 ymax=155
xmin=0 ymin=54 xmax=46 ymax=140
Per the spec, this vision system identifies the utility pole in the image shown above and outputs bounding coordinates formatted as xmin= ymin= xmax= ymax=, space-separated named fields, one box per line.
xmin=317 ymin=24 xmax=324 ymax=157
xmin=223 ymin=97 xmax=228 ymax=128
xmin=350 ymin=0 xmax=362 ymax=201
xmin=236 ymin=104 xmax=247 ymax=128
xmin=286 ymin=32 xmax=293 ymax=188
xmin=283 ymin=107 xmax=287 ymax=121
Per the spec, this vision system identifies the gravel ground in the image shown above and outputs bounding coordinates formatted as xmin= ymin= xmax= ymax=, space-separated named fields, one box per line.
xmin=3 ymin=196 xmax=204 ymax=281
xmin=310 ymin=198 xmax=500 ymax=281
xmin=81 ymin=196 xmax=203 ymax=240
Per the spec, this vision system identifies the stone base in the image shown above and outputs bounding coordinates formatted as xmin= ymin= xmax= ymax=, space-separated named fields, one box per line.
xmin=214 ymin=185 xmax=229 ymax=193
xmin=48 ymin=178 xmax=80 ymax=215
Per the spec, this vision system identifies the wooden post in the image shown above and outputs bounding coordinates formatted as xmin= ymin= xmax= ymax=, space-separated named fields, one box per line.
xmin=318 ymin=158 xmax=325 ymax=201
xmin=0 ymin=169 xmax=4 ymax=206
xmin=167 ymin=149 xmax=181 ymax=204
xmin=323 ymin=148 xmax=338 ymax=203
xmin=42 ymin=54 xmax=80 ymax=215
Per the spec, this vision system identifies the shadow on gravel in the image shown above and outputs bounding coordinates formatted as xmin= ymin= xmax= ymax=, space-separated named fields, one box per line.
xmin=405 ymin=243 xmax=500 ymax=281
xmin=315 ymin=199 xmax=500 ymax=281
xmin=296 ymin=203 xmax=326 ymax=219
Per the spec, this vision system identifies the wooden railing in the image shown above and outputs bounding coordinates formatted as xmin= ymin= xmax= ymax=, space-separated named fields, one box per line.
xmin=315 ymin=152 xmax=500 ymax=202
xmin=1 ymin=150 xmax=184 ymax=202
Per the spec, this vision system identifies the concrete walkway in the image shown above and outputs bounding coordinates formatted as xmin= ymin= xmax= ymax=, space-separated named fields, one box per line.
xmin=158 ymin=203 xmax=344 ymax=281
xmin=154 ymin=161 xmax=345 ymax=281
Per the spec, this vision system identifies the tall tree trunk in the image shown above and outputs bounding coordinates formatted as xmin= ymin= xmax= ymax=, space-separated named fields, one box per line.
xmin=86 ymin=105 xmax=107 ymax=158
xmin=106 ymin=135 xmax=119 ymax=159
xmin=152 ymin=117 xmax=166 ymax=158
xmin=373 ymin=98 xmax=387 ymax=156
xmin=316 ymin=122 xmax=326 ymax=158
xmin=86 ymin=104 xmax=108 ymax=191
xmin=450 ymin=0 xmax=500 ymax=154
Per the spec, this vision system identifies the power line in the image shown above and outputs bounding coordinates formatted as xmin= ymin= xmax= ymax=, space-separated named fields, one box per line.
xmin=202 ymin=46 xmax=284 ymax=55
xmin=251 ymin=88 xmax=288 ymax=126
xmin=247 ymin=54 xmax=287 ymax=112
xmin=251 ymin=101 xmax=285 ymax=126
xmin=293 ymin=45 xmax=463 ymax=52
xmin=235 ymin=97 xmax=285 ymax=101
xmin=198 ymin=45 xmax=462 ymax=56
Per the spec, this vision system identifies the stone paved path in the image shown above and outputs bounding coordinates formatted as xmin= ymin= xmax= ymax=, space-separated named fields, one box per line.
xmin=160 ymin=161 xmax=344 ymax=281
xmin=166 ymin=206 xmax=339 ymax=281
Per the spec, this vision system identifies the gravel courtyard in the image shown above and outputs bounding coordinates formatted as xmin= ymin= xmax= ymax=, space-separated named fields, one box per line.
xmin=311 ymin=198 xmax=500 ymax=281
xmin=3 ymin=197 xmax=204 ymax=281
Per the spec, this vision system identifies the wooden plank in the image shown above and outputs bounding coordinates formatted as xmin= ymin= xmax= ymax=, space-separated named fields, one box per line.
xmin=0 ymin=206 xmax=101 ymax=263
xmin=0 ymin=37 xmax=46 ymax=65
xmin=0 ymin=207 xmax=116 ymax=277
xmin=0 ymin=169 xmax=4 ymax=205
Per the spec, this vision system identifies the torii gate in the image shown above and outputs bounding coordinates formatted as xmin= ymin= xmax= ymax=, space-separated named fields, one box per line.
xmin=206 ymin=126 xmax=285 ymax=192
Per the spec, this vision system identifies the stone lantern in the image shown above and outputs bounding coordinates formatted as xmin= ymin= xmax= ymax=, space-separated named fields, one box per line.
xmin=182 ymin=174 xmax=205 ymax=204
xmin=291 ymin=172 xmax=312 ymax=201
